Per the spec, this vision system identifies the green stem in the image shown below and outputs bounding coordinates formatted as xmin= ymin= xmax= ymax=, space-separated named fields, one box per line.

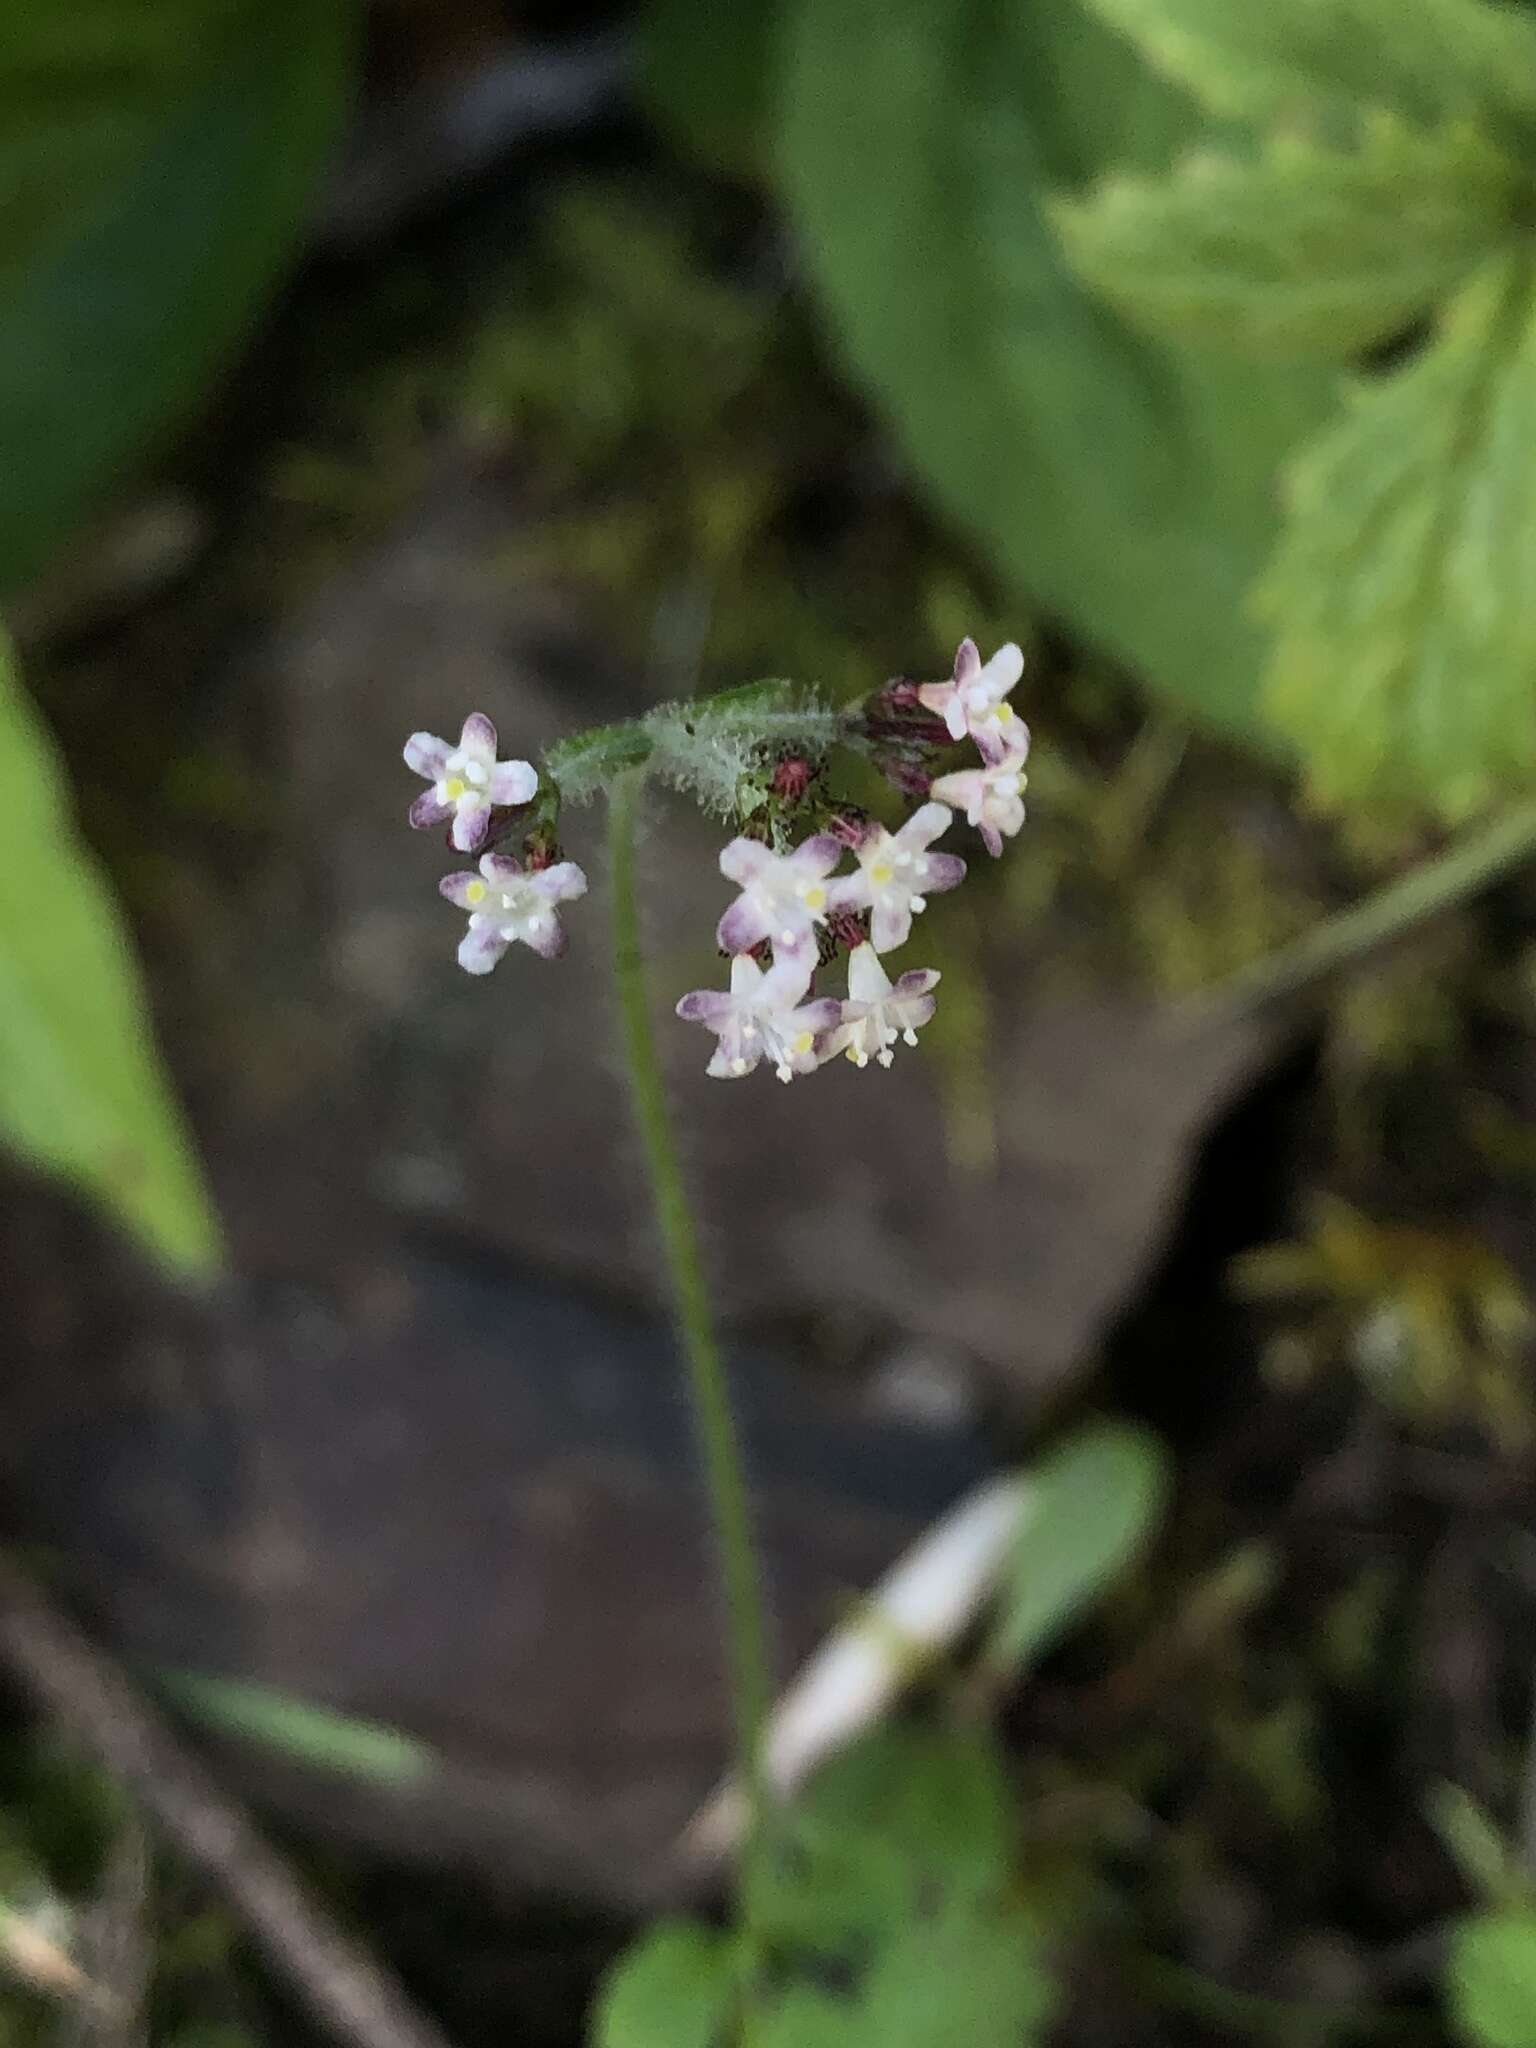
xmin=605 ymin=769 xmax=773 ymax=1939
xmin=1187 ymin=800 xmax=1536 ymax=1023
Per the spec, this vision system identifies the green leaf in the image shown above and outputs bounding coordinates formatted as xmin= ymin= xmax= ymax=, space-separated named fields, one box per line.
xmin=1077 ymin=0 xmax=1536 ymax=144
xmin=777 ymin=0 xmax=1339 ymax=741
xmin=986 ymin=1422 xmax=1169 ymax=1674
xmin=1055 ymin=116 xmax=1527 ymax=359
xmin=755 ymin=1728 xmax=1055 ymax=2047
xmin=592 ymin=1921 xmax=735 ymax=2048
xmin=1449 ymin=1911 xmax=1536 ymax=2048
xmin=0 ymin=629 xmax=220 ymax=1273
xmin=1430 ymin=1785 xmax=1530 ymax=1908
xmin=757 ymin=1726 xmax=1014 ymax=1959
xmin=156 ymin=1672 xmax=434 ymax=1786
xmin=1258 ymin=253 xmax=1536 ymax=817
xmin=754 ymin=1727 xmax=1055 ymax=2047
xmin=0 ymin=0 xmax=357 ymax=594
xmin=848 ymin=1907 xmax=1055 ymax=2048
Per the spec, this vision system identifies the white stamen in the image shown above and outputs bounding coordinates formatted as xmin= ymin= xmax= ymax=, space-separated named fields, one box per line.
xmin=776 ymin=1063 xmax=792 ymax=1083
xmin=903 ymin=1028 xmax=918 ymax=1046
xmin=878 ymin=1048 xmax=895 ymax=1067
xmin=910 ymin=894 xmax=927 ymax=913
xmin=732 ymin=1057 xmax=749 ymax=1075
xmin=464 ymin=761 xmax=488 ymax=787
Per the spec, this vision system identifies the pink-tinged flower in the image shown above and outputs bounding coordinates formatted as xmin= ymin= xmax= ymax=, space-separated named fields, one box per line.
xmin=828 ymin=801 xmax=965 ymax=953
xmin=676 ymin=954 xmax=841 ymax=1083
xmin=715 ymin=833 xmax=844 ymax=960
xmin=918 ymin=638 xmax=1027 ymax=761
xmin=822 ymin=944 xmax=939 ymax=1070
xmin=929 ymin=748 xmax=1027 ymax=859
xmin=440 ymin=853 xmax=587 ymax=973
xmin=405 ymin=712 xmax=538 ymax=853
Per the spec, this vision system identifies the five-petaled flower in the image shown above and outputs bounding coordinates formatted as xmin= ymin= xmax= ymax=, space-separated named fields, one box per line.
xmin=441 ymin=853 xmax=588 ymax=973
xmin=822 ymin=943 xmax=940 ymax=1069
xmin=405 ymin=712 xmax=538 ymax=853
xmin=930 ymin=745 xmax=1028 ymax=859
xmin=715 ymin=833 xmax=843 ymax=961
xmin=918 ymin=638 xmax=1027 ymax=762
xmin=677 ymin=955 xmax=842 ymax=1082
xmin=828 ymin=801 xmax=965 ymax=953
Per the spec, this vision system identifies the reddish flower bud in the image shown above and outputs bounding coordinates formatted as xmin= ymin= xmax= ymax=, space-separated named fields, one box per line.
xmin=827 ymin=809 xmax=870 ymax=848
xmin=770 ymin=754 xmax=815 ymax=803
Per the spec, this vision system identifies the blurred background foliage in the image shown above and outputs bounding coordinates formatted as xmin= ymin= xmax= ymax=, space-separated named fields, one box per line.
xmin=7 ymin=0 xmax=1536 ymax=2043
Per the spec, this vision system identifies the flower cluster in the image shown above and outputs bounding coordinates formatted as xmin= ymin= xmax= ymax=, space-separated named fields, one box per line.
xmin=403 ymin=639 xmax=1029 ymax=1078
xmin=675 ymin=637 xmax=1028 ymax=1083
xmin=404 ymin=712 xmax=589 ymax=972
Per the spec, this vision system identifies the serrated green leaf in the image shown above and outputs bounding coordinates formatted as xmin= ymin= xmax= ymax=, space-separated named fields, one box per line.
xmin=777 ymin=0 xmax=1338 ymax=742
xmin=0 ymin=0 xmax=357 ymax=594
xmin=1055 ymin=116 xmax=1527 ymax=359
xmin=1258 ymin=253 xmax=1536 ymax=817
xmin=592 ymin=1921 xmax=735 ymax=2048
xmin=0 ymin=629 xmax=221 ymax=1274
xmin=986 ymin=1422 xmax=1169 ymax=1674
xmin=1448 ymin=1911 xmax=1536 ymax=2048
xmin=1077 ymin=0 xmax=1536 ymax=145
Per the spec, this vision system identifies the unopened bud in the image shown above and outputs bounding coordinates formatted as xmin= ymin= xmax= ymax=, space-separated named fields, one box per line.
xmin=826 ymin=809 xmax=869 ymax=849
xmin=770 ymin=754 xmax=816 ymax=803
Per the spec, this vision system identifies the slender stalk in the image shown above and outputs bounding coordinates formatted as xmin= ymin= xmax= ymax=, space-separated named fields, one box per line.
xmin=605 ymin=770 xmax=773 ymax=1921
xmin=1186 ymin=799 xmax=1536 ymax=1024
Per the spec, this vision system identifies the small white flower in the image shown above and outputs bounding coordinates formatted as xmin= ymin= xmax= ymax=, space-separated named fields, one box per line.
xmin=930 ymin=745 xmax=1028 ymax=859
xmin=676 ymin=954 xmax=842 ymax=1082
xmin=822 ymin=943 xmax=939 ymax=1069
xmin=715 ymin=832 xmax=844 ymax=962
xmin=405 ymin=712 xmax=539 ymax=853
xmin=441 ymin=853 xmax=587 ymax=973
xmin=828 ymin=802 xmax=965 ymax=953
xmin=918 ymin=637 xmax=1027 ymax=762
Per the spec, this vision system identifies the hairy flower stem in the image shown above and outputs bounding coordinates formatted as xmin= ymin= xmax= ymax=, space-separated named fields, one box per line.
xmin=606 ymin=769 xmax=773 ymax=1986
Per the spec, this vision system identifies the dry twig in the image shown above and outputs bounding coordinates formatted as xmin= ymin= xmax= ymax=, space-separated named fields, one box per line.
xmin=0 ymin=1552 xmax=457 ymax=2048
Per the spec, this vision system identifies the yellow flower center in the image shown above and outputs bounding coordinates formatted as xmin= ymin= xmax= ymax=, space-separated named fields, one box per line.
xmin=792 ymin=1031 xmax=814 ymax=1055
xmin=445 ymin=776 xmax=468 ymax=801
xmin=869 ymin=861 xmax=894 ymax=887
xmin=465 ymin=879 xmax=487 ymax=905
xmin=801 ymin=884 xmax=827 ymax=912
